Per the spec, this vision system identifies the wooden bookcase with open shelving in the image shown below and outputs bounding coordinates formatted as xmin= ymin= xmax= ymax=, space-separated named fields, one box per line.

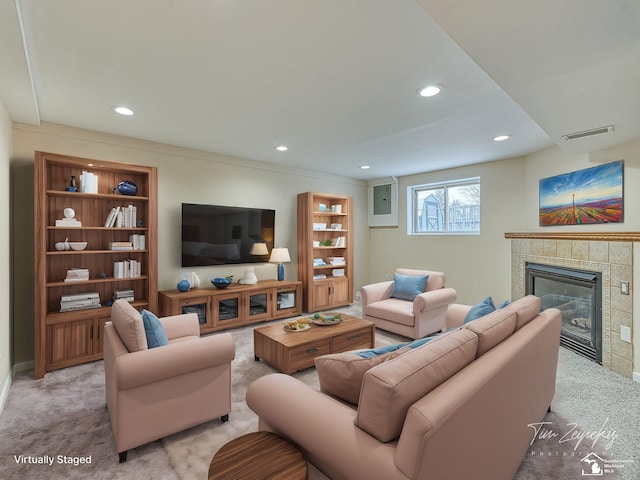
xmin=297 ymin=192 xmax=353 ymax=312
xmin=34 ymin=151 xmax=157 ymax=378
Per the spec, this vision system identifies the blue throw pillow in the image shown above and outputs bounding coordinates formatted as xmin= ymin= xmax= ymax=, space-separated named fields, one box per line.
xmin=141 ymin=309 xmax=169 ymax=348
xmin=390 ymin=273 xmax=429 ymax=301
xmin=464 ymin=297 xmax=496 ymax=323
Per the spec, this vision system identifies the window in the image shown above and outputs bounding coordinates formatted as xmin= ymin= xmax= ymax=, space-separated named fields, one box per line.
xmin=408 ymin=178 xmax=480 ymax=234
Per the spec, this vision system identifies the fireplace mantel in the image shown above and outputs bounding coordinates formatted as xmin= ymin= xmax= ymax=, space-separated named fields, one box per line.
xmin=505 ymin=232 xmax=640 ymax=242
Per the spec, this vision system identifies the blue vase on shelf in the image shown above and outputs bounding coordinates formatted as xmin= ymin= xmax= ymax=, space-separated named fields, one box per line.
xmin=177 ymin=279 xmax=190 ymax=292
xmin=115 ymin=180 xmax=138 ymax=196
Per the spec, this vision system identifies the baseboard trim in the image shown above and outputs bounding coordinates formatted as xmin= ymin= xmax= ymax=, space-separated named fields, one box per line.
xmin=13 ymin=360 xmax=34 ymax=375
xmin=0 ymin=373 xmax=11 ymax=415
xmin=633 ymin=371 xmax=640 ymax=383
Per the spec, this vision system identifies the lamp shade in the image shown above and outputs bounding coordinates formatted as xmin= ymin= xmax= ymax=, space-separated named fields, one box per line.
xmin=269 ymin=247 xmax=291 ymax=263
xmin=249 ymin=242 xmax=268 ymax=255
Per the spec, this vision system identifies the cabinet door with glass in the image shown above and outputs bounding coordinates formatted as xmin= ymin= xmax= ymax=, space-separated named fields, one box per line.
xmin=272 ymin=283 xmax=302 ymax=319
xmin=178 ymin=296 xmax=213 ymax=332
xmin=245 ymin=288 xmax=272 ymax=323
xmin=213 ymin=292 xmax=243 ymax=329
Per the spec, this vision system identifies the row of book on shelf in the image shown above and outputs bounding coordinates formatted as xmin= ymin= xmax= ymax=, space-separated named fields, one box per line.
xmin=114 ymin=259 xmax=142 ymax=278
xmin=59 ymin=289 xmax=136 ymax=312
xmin=104 ymin=205 xmax=138 ymax=228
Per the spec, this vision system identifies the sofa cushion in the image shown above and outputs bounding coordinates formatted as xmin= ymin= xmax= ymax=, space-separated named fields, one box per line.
xmin=465 ymin=308 xmax=516 ymax=357
xmin=110 ymin=299 xmax=148 ymax=352
xmin=365 ymin=298 xmax=415 ymax=327
xmin=142 ymin=309 xmax=169 ymax=348
xmin=504 ymin=295 xmax=541 ymax=330
xmin=315 ymin=336 xmax=441 ymax=405
xmin=355 ymin=328 xmax=478 ymax=442
xmin=315 ymin=349 xmax=407 ymax=405
xmin=463 ymin=296 xmax=496 ymax=323
xmin=391 ymin=273 xmax=429 ymax=301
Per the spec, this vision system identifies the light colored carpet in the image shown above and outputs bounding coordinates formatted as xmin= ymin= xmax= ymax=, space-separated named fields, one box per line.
xmin=1 ymin=305 xmax=638 ymax=479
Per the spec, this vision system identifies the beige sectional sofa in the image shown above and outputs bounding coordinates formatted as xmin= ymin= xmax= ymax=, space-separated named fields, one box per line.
xmin=246 ymin=296 xmax=561 ymax=480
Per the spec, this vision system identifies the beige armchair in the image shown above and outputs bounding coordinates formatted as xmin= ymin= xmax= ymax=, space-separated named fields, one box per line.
xmin=361 ymin=268 xmax=456 ymax=339
xmin=104 ymin=300 xmax=235 ymax=462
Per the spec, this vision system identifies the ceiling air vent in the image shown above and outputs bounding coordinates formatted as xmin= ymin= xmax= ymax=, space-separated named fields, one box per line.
xmin=562 ymin=125 xmax=614 ymax=141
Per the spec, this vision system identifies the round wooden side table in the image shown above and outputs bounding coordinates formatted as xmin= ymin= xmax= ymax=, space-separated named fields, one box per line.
xmin=208 ymin=431 xmax=307 ymax=480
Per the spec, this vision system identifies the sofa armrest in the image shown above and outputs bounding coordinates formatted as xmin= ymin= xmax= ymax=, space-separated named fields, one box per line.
xmin=159 ymin=312 xmax=200 ymax=339
xmin=116 ymin=332 xmax=234 ymax=390
xmin=445 ymin=304 xmax=472 ymax=329
xmin=413 ymin=287 xmax=457 ymax=315
xmin=247 ymin=374 xmax=403 ymax=480
xmin=361 ymin=281 xmax=394 ymax=307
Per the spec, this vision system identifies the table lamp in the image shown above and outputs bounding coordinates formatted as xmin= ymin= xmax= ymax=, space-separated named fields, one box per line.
xmin=269 ymin=247 xmax=291 ymax=281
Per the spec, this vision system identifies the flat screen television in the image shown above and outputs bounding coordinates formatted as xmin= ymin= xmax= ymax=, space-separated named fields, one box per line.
xmin=181 ymin=203 xmax=275 ymax=267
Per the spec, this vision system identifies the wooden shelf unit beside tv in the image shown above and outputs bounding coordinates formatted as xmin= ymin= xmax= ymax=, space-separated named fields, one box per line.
xmin=297 ymin=192 xmax=353 ymax=312
xmin=34 ymin=151 xmax=158 ymax=378
xmin=158 ymin=280 xmax=302 ymax=334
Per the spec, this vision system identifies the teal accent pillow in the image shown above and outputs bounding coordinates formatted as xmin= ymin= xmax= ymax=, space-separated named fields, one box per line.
xmin=141 ymin=309 xmax=169 ymax=348
xmin=390 ymin=273 xmax=429 ymax=301
xmin=464 ymin=297 xmax=496 ymax=323
xmin=356 ymin=335 xmax=439 ymax=358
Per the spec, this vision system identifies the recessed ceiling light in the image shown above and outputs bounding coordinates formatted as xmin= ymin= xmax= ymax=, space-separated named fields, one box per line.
xmin=113 ymin=106 xmax=134 ymax=116
xmin=493 ymin=134 xmax=511 ymax=142
xmin=275 ymin=145 xmax=288 ymax=152
xmin=417 ymin=85 xmax=442 ymax=97
xmin=360 ymin=165 xmax=370 ymax=170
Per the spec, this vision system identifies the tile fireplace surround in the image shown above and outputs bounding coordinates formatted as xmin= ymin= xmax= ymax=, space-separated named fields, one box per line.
xmin=506 ymin=232 xmax=635 ymax=378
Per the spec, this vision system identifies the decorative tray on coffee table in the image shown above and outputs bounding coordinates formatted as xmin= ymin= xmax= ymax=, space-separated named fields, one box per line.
xmin=311 ymin=313 xmax=343 ymax=326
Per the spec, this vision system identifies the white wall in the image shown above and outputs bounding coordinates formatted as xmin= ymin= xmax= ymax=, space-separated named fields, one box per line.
xmin=11 ymin=122 xmax=368 ymax=366
xmin=0 ymin=100 xmax=12 ymax=412
xmin=369 ymin=156 xmax=526 ymax=305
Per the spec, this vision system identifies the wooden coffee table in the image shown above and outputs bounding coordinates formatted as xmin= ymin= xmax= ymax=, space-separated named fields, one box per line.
xmin=254 ymin=313 xmax=375 ymax=374
xmin=208 ymin=431 xmax=306 ymax=480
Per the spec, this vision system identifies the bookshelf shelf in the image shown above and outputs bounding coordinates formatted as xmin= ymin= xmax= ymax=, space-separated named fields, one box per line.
xmin=34 ymin=151 xmax=157 ymax=378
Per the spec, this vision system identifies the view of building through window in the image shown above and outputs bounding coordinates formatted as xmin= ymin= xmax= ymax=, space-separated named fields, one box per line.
xmin=409 ymin=178 xmax=480 ymax=234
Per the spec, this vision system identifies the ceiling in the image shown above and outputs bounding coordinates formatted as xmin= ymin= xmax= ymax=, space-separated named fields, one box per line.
xmin=1 ymin=0 xmax=638 ymax=180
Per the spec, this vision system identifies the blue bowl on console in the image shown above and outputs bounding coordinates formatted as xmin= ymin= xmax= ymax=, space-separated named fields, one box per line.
xmin=212 ymin=277 xmax=233 ymax=289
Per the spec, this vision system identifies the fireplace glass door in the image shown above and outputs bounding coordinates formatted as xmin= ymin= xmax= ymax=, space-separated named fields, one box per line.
xmin=526 ymin=263 xmax=602 ymax=363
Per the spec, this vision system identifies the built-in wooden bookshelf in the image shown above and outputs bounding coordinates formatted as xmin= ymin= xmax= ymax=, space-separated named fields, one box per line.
xmin=34 ymin=151 xmax=157 ymax=378
xmin=297 ymin=192 xmax=353 ymax=312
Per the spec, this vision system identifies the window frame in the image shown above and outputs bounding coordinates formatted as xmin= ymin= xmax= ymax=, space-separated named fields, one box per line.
xmin=407 ymin=177 xmax=481 ymax=235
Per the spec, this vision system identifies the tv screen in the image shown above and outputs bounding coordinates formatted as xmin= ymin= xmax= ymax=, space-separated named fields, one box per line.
xmin=181 ymin=203 xmax=275 ymax=267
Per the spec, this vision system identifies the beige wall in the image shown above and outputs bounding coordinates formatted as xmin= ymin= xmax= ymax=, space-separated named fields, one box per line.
xmin=523 ymin=141 xmax=640 ymax=379
xmin=11 ymin=122 xmax=368 ymax=366
xmin=369 ymin=157 xmax=526 ymax=305
xmin=369 ymin=141 xmax=640 ymax=378
xmin=0 ymin=100 xmax=12 ymax=410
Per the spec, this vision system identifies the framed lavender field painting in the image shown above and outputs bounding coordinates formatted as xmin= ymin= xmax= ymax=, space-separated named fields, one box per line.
xmin=539 ymin=160 xmax=623 ymax=226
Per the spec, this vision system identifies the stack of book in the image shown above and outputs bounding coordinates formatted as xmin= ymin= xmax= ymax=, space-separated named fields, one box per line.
xmin=313 ymin=258 xmax=326 ymax=267
xmin=128 ymin=234 xmax=146 ymax=250
xmin=114 ymin=259 xmax=141 ymax=278
xmin=108 ymin=241 xmax=134 ymax=251
xmin=113 ymin=289 xmax=135 ymax=303
xmin=64 ymin=268 xmax=89 ymax=282
xmin=104 ymin=205 xmax=138 ymax=228
xmin=313 ymin=273 xmax=327 ymax=280
xmin=60 ymin=292 xmax=101 ymax=312
xmin=327 ymin=256 xmax=345 ymax=266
